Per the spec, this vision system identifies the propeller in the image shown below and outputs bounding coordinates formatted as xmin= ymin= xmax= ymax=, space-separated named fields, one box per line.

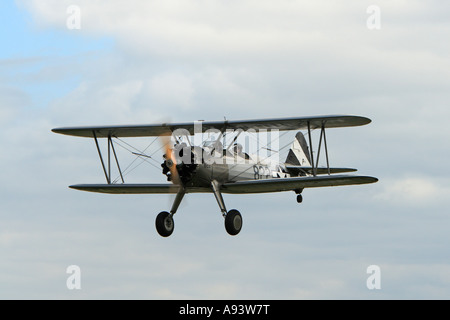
xmin=159 ymin=132 xmax=202 ymax=212
xmin=160 ymin=134 xmax=181 ymax=185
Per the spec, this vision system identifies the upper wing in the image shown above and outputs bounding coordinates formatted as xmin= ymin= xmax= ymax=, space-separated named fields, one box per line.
xmin=52 ymin=115 xmax=371 ymax=138
xmin=221 ymin=175 xmax=378 ymax=194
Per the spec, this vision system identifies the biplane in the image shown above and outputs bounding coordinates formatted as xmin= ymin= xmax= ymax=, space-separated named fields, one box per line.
xmin=52 ymin=115 xmax=378 ymax=237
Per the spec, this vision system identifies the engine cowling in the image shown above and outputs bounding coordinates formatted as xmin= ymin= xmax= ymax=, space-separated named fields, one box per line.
xmin=161 ymin=144 xmax=199 ymax=184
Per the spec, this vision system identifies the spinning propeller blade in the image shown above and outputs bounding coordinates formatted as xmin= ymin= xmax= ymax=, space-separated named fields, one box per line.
xmin=160 ymin=134 xmax=181 ymax=185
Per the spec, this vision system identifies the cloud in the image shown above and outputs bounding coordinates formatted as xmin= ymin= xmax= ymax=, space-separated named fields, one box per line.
xmin=18 ymin=0 xmax=450 ymax=61
xmin=375 ymin=177 xmax=450 ymax=206
xmin=49 ymin=79 xmax=146 ymax=124
xmin=18 ymin=0 xmax=450 ymax=121
xmin=148 ymin=72 xmax=194 ymax=110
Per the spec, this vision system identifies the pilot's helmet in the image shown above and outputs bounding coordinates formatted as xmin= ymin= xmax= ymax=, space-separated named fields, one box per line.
xmin=213 ymin=141 xmax=223 ymax=151
xmin=233 ymin=143 xmax=243 ymax=154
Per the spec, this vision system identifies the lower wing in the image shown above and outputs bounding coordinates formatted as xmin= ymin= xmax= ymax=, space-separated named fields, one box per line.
xmin=69 ymin=184 xmax=209 ymax=194
xmin=69 ymin=175 xmax=377 ymax=194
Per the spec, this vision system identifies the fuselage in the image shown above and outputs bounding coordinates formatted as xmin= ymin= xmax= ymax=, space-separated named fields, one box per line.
xmin=164 ymin=145 xmax=292 ymax=188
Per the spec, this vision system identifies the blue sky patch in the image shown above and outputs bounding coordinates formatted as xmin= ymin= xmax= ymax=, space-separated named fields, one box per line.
xmin=0 ymin=2 xmax=114 ymax=109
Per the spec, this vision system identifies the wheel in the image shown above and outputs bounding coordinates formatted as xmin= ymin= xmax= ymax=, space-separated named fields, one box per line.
xmin=296 ymin=194 xmax=303 ymax=203
xmin=155 ymin=211 xmax=174 ymax=237
xmin=225 ymin=209 xmax=242 ymax=236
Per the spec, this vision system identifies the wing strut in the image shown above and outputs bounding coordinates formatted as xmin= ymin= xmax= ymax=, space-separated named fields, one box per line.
xmin=307 ymin=122 xmax=315 ymax=176
xmin=92 ymin=131 xmax=125 ymax=184
xmin=110 ymin=136 xmax=125 ymax=183
xmin=322 ymin=123 xmax=331 ymax=175
xmin=307 ymin=121 xmax=331 ymax=177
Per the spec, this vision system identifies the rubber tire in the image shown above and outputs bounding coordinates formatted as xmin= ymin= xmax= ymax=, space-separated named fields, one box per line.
xmin=296 ymin=194 xmax=303 ymax=203
xmin=225 ymin=209 xmax=242 ymax=236
xmin=155 ymin=211 xmax=174 ymax=237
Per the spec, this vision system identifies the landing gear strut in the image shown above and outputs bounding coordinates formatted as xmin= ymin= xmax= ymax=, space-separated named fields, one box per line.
xmin=211 ymin=180 xmax=243 ymax=236
xmin=155 ymin=188 xmax=185 ymax=237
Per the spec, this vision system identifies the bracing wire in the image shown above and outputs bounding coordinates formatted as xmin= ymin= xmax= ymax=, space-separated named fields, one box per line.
xmin=111 ymin=137 xmax=163 ymax=183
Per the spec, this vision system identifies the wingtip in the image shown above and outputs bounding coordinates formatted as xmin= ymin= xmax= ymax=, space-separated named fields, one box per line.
xmin=367 ymin=176 xmax=379 ymax=183
xmin=357 ymin=116 xmax=372 ymax=126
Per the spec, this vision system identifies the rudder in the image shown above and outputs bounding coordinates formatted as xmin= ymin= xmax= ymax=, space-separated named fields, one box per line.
xmin=285 ymin=132 xmax=311 ymax=166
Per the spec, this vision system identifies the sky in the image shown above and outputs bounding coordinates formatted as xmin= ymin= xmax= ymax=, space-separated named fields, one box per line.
xmin=1 ymin=0 xmax=450 ymax=299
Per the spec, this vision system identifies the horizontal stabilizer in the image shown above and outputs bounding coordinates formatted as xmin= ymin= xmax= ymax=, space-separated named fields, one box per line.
xmin=285 ymin=165 xmax=357 ymax=175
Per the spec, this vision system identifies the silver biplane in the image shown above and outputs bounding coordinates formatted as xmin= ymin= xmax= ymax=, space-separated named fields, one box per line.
xmin=52 ymin=115 xmax=378 ymax=237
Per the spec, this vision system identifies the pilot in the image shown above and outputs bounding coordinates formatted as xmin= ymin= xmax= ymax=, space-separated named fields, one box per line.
xmin=233 ymin=143 xmax=243 ymax=156
xmin=212 ymin=141 xmax=223 ymax=154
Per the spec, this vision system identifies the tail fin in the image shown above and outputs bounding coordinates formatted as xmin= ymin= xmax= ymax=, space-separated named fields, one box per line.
xmin=285 ymin=132 xmax=311 ymax=166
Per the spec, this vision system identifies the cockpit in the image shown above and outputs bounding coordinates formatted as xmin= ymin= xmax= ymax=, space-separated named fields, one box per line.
xmin=232 ymin=143 xmax=251 ymax=160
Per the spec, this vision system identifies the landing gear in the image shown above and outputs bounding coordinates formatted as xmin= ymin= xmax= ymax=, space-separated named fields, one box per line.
xmin=295 ymin=188 xmax=304 ymax=204
xmin=211 ymin=179 xmax=243 ymax=236
xmin=155 ymin=180 xmax=244 ymax=237
xmin=225 ymin=209 xmax=243 ymax=236
xmin=155 ymin=188 xmax=184 ymax=237
xmin=155 ymin=211 xmax=174 ymax=237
